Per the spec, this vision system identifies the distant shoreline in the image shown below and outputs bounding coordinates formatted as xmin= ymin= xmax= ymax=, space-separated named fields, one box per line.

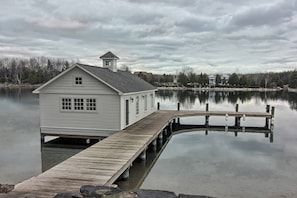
xmin=158 ymin=86 xmax=289 ymax=92
xmin=0 ymin=83 xmax=41 ymax=89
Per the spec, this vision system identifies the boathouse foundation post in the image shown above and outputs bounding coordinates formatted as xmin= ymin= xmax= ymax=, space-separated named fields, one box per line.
xmin=121 ymin=168 xmax=130 ymax=181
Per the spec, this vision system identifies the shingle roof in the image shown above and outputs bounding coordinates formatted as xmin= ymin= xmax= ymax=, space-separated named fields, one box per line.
xmin=77 ymin=64 xmax=156 ymax=94
xmin=99 ymin=51 xmax=119 ymax=59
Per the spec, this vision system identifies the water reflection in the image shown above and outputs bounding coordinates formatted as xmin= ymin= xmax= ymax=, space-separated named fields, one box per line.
xmin=157 ymin=90 xmax=297 ymax=111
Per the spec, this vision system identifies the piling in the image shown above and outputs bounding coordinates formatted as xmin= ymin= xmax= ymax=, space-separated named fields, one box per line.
xmin=139 ymin=150 xmax=146 ymax=161
xmin=157 ymin=102 xmax=160 ymax=110
xmin=177 ymin=103 xmax=180 ymax=125
xmin=205 ymin=103 xmax=209 ymax=127
xmin=235 ymin=104 xmax=240 ymax=128
xmin=121 ymin=168 xmax=130 ymax=181
xmin=265 ymin=105 xmax=270 ymax=129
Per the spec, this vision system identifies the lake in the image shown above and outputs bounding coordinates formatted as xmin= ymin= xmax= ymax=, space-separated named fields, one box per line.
xmin=1 ymin=88 xmax=297 ymax=198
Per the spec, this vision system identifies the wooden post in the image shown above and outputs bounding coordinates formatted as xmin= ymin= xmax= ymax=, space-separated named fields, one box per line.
xmin=205 ymin=130 xmax=208 ymax=135
xmin=271 ymin=106 xmax=275 ymax=118
xmin=157 ymin=102 xmax=160 ymax=110
xmin=265 ymin=105 xmax=270 ymax=129
xmin=234 ymin=131 xmax=238 ymax=137
xmin=270 ymin=132 xmax=274 ymax=143
xmin=205 ymin=103 xmax=209 ymax=127
xmin=121 ymin=168 xmax=130 ymax=181
xmin=177 ymin=102 xmax=180 ymax=125
xmin=235 ymin=104 xmax=240 ymax=128
xmin=139 ymin=150 xmax=146 ymax=161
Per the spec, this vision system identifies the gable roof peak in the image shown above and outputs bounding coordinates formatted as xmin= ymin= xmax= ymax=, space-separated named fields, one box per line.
xmin=100 ymin=51 xmax=119 ymax=60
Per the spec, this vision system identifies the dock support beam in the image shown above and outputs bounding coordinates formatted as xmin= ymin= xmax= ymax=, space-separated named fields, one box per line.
xmin=157 ymin=102 xmax=160 ymax=110
xmin=205 ymin=103 xmax=209 ymax=127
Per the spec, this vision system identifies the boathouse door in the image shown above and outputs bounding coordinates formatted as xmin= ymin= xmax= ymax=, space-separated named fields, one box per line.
xmin=125 ymin=99 xmax=129 ymax=125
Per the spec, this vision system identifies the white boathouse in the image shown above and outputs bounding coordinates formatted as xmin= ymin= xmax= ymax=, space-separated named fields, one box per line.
xmin=33 ymin=52 xmax=157 ymax=138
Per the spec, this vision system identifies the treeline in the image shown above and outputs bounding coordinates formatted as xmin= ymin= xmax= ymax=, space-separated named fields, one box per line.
xmin=138 ymin=66 xmax=297 ymax=89
xmin=0 ymin=57 xmax=77 ymax=84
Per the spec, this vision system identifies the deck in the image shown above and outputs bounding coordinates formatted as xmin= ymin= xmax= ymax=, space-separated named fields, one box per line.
xmin=5 ymin=109 xmax=274 ymax=197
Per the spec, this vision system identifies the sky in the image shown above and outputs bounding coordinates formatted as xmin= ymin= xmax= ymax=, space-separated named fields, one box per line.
xmin=0 ymin=0 xmax=297 ymax=74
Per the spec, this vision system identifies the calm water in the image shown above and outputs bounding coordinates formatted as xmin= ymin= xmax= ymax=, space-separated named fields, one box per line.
xmin=1 ymin=89 xmax=297 ymax=198
xmin=141 ymin=90 xmax=297 ymax=198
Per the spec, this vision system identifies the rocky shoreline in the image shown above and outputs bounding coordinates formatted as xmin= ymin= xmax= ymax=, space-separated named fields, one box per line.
xmin=0 ymin=185 xmax=214 ymax=198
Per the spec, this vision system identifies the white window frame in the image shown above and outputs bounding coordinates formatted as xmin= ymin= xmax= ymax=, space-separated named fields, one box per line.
xmin=136 ymin=96 xmax=139 ymax=115
xmin=144 ymin=94 xmax=147 ymax=111
xmin=61 ymin=98 xmax=72 ymax=111
xmin=150 ymin=94 xmax=154 ymax=108
xmin=60 ymin=97 xmax=97 ymax=113
xmin=86 ymin=98 xmax=97 ymax=111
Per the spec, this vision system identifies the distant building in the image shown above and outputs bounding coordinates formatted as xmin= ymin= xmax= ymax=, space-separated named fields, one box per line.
xmin=208 ymin=74 xmax=215 ymax=87
xmin=208 ymin=74 xmax=230 ymax=87
xmin=33 ymin=52 xmax=157 ymax=138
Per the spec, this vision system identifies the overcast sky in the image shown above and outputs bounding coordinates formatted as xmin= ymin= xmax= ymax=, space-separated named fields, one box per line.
xmin=0 ymin=0 xmax=297 ymax=74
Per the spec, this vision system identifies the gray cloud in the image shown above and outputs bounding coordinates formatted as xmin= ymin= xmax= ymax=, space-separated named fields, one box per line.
xmin=0 ymin=0 xmax=296 ymax=74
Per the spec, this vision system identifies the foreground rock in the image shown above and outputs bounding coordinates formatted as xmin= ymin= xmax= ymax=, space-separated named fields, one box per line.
xmin=54 ymin=185 xmax=215 ymax=198
xmin=0 ymin=185 xmax=14 ymax=193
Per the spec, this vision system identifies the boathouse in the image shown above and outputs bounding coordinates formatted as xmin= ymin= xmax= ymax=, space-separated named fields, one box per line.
xmin=33 ymin=52 xmax=157 ymax=138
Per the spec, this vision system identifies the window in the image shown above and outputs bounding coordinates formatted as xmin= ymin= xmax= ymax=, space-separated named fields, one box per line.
xmin=62 ymin=98 xmax=72 ymax=110
xmin=75 ymin=77 xmax=82 ymax=85
xmin=136 ymin=96 xmax=139 ymax=115
xmin=86 ymin=99 xmax=96 ymax=111
xmin=105 ymin=61 xmax=111 ymax=66
xmin=144 ymin=95 xmax=147 ymax=111
xmin=151 ymin=94 xmax=154 ymax=108
xmin=74 ymin=98 xmax=84 ymax=110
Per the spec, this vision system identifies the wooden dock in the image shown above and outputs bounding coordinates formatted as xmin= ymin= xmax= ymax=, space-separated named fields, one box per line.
xmin=5 ymin=107 xmax=274 ymax=198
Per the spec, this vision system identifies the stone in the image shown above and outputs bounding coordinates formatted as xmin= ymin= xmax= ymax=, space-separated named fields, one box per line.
xmin=178 ymin=194 xmax=215 ymax=198
xmin=136 ymin=189 xmax=177 ymax=198
xmin=0 ymin=184 xmax=14 ymax=193
xmin=54 ymin=192 xmax=83 ymax=198
xmin=80 ymin=185 xmax=123 ymax=198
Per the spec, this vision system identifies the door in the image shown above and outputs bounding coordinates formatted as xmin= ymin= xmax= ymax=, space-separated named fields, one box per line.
xmin=125 ymin=99 xmax=129 ymax=125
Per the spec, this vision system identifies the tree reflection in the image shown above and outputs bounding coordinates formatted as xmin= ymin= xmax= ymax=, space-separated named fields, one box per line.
xmin=156 ymin=90 xmax=297 ymax=111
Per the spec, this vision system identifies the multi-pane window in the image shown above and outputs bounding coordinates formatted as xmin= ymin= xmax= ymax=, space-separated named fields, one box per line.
xmin=136 ymin=96 xmax=139 ymax=115
xmin=62 ymin=98 xmax=72 ymax=110
xmin=86 ymin=99 xmax=96 ymax=111
xmin=74 ymin=98 xmax=84 ymax=110
xmin=75 ymin=77 xmax=82 ymax=85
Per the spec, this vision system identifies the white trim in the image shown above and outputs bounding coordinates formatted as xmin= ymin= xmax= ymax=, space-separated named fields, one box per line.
xmin=121 ymin=89 xmax=157 ymax=96
xmin=41 ymin=126 xmax=118 ymax=131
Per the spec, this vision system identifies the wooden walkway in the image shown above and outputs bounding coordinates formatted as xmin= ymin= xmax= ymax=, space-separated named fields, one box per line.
xmin=6 ymin=109 xmax=273 ymax=197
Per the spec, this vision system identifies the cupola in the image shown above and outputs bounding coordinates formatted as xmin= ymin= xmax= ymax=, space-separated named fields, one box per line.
xmin=99 ymin=51 xmax=119 ymax=72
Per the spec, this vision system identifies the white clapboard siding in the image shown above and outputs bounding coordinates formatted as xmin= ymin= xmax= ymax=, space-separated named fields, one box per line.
xmin=39 ymin=67 xmax=116 ymax=95
xmin=39 ymin=93 xmax=121 ymax=136
xmin=120 ymin=92 xmax=156 ymax=129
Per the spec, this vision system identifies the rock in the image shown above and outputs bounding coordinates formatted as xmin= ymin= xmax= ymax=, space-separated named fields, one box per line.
xmin=136 ymin=189 xmax=177 ymax=198
xmin=178 ymin=195 xmax=215 ymax=198
xmin=80 ymin=185 xmax=124 ymax=198
xmin=54 ymin=192 xmax=83 ymax=198
xmin=0 ymin=184 xmax=14 ymax=193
